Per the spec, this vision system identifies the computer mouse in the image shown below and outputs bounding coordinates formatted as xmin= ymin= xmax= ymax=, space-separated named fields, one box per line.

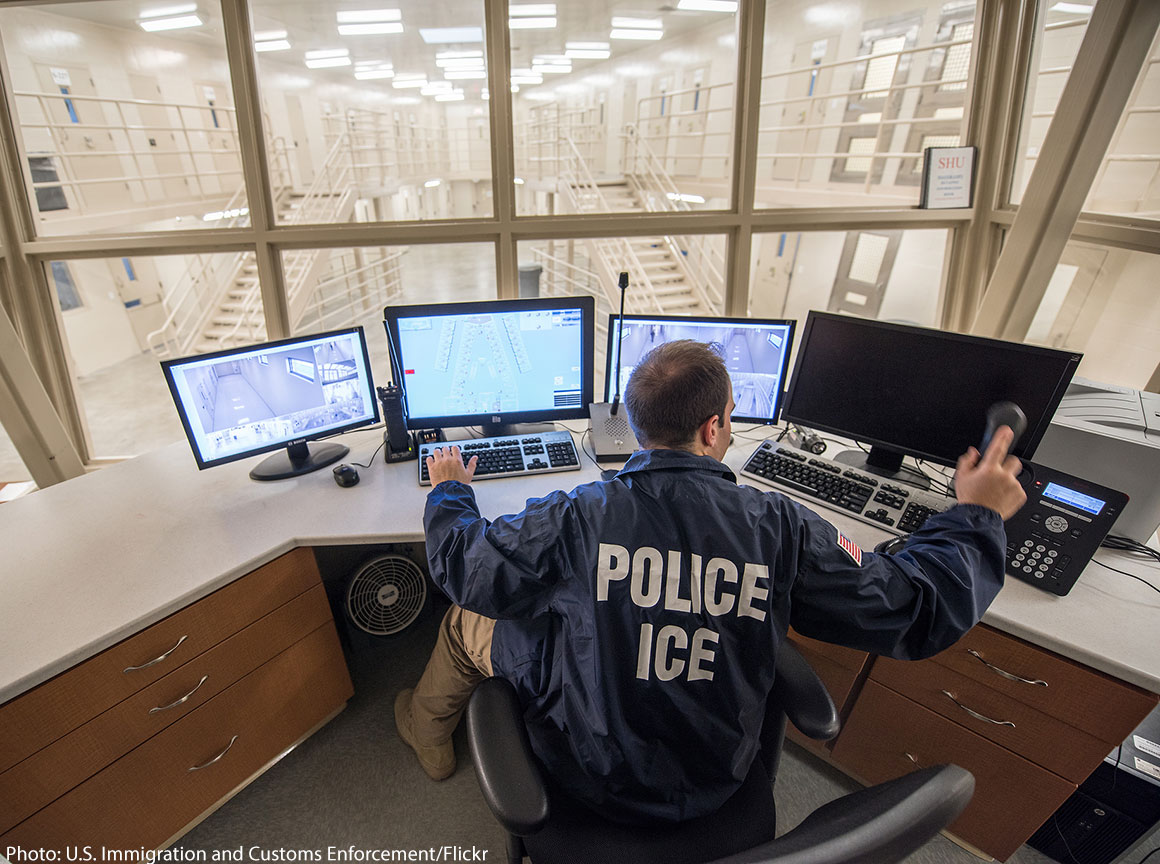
xmin=333 ymin=464 xmax=360 ymax=487
xmin=874 ymin=535 xmax=907 ymax=556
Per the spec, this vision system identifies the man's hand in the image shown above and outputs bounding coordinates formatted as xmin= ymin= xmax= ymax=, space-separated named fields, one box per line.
xmin=953 ymin=426 xmax=1027 ymax=520
xmin=426 ymin=445 xmax=477 ymax=487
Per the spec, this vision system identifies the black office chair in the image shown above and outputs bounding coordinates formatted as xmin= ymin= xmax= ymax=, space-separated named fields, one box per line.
xmin=466 ymin=642 xmax=974 ymax=864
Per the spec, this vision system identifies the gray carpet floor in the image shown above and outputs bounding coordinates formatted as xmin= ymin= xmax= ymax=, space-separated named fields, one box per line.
xmin=173 ymin=595 xmax=1157 ymax=864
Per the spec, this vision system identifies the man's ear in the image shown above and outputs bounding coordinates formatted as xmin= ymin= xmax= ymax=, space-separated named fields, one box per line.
xmin=700 ymin=414 xmax=721 ymax=447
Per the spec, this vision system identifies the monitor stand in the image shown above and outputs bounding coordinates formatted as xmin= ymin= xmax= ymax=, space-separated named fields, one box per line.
xmin=832 ymin=445 xmax=931 ymax=491
xmin=479 ymin=421 xmax=557 ymax=438
xmin=250 ymin=441 xmax=349 ymax=481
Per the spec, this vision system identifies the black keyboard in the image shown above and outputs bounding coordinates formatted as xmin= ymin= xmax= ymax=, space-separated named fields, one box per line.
xmin=740 ymin=441 xmax=953 ymax=533
xmin=418 ymin=430 xmax=581 ymax=486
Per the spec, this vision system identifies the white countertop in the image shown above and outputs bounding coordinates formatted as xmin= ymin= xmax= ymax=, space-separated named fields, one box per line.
xmin=2 ymin=426 xmax=1158 ymax=704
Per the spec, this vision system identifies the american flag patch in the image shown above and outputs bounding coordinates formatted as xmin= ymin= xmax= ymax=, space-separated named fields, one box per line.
xmin=837 ymin=532 xmax=863 ymax=566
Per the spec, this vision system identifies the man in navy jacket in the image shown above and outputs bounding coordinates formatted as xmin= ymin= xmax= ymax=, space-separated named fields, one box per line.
xmin=396 ymin=340 xmax=1025 ymax=823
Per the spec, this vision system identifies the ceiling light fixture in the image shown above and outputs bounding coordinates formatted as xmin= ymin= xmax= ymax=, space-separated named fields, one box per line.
xmin=424 ymin=179 xmax=442 ymax=187
xmin=336 ymin=9 xmax=402 ymax=22
xmin=610 ymin=28 xmax=663 ymax=40
xmin=420 ymin=26 xmax=483 ymax=43
xmin=611 ymin=16 xmax=662 ymax=28
xmin=676 ymin=0 xmax=737 ymax=11
xmin=138 ymin=13 xmax=203 ymax=31
xmin=509 ymin=3 xmax=556 ymax=15
xmin=354 ymin=68 xmax=395 ymax=79
xmin=338 ymin=22 xmax=403 ymax=35
xmin=255 ymin=39 xmax=292 ymax=52
xmin=444 ymin=69 xmax=487 ymax=79
xmin=509 ymin=17 xmax=556 ymax=29
xmin=253 ymin=29 xmax=287 ymax=41
xmin=305 ymin=56 xmax=352 ymax=68
xmin=139 ymin=3 xmax=196 ymax=18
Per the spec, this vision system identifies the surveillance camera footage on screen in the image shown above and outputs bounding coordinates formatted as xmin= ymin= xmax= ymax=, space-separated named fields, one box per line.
xmin=166 ymin=332 xmax=376 ymax=464
xmin=396 ymin=308 xmax=585 ymax=420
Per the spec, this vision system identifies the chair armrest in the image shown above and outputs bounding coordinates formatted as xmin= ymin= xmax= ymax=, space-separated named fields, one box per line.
xmin=773 ymin=641 xmax=840 ymax=741
xmin=709 ymin=764 xmax=975 ymax=864
xmin=465 ymin=677 xmax=551 ymax=837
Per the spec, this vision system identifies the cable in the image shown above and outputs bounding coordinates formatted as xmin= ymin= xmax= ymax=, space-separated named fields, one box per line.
xmin=1138 ymin=849 xmax=1160 ymax=864
xmin=579 ymin=428 xmax=601 ymax=470
xmin=1091 ymin=559 xmax=1160 ymax=595
xmin=1051 ymin=811 xmax=1083 ymax=864
xmin=1101 ymin=534 xmax=1160 ymax=564
xmin=349 ymin=438 xmax=387 ymax=468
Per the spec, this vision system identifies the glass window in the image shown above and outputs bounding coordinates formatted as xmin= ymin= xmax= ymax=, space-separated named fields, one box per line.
xmin=1011 ymin=1 xmax=1093 ymax=205
xmin=0 ymin=262 xmax=35 ymax=485
xmin=250 ymin=0 xmax=492 ymax=223
xmin=755 ymin=0 xmax=975 ymax=209
xmin=291 ymin=242 xmax=497 ymax=385
xmin=46 ymin=253 xmax=254 ymax=458
xmin=748 ymin=229 xmax=950 ymax=328
xmin=0 ymin=2 xmax=246 ymax=236
xmin=1083 ymin=28 xmax=1160 ymax=218
xmin=1024 ymin=241 xmax=1160 ymax=390
xmin=512 ymin=1 xmax=738 ymax=215
xmin=519 ymin=233 xmax=727 ymax=395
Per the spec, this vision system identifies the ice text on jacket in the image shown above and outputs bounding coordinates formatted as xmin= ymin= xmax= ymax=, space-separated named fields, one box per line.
xmin=596 ymin=542 xmax=769 ymax=683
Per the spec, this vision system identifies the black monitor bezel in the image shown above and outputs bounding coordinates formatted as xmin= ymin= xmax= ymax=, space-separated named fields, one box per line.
xmin=160 ymin=325 xmax=381 ymax=471
xmin=781 ymin=311 xmax=1081 ymax=468
xmin=604 ymin=312 xmax=798 ymax=425
xmin=383 ymin=295 xmax=596 ymax=431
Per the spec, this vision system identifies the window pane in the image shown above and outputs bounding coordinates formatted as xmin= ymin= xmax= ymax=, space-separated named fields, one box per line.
xmin=47 ymin=254 xmax=257 ymax=458
xmin=250 ymin=0 xmax=492 ymax=223
xmin=0 ymin=263 xmax=35 ymax=486
xmin=1011 ymin=2 xmax=1092 ymax=205
xmin=291 ymin=243 xmax=497 ymax=384
xmin=0 ymin=3 xmax=246 ymax=236
xmin=1025 ymin=241 xmax=1160 ymax=390
xmin=518 ymin=234 xmax=727 ymax=396
xmin=1084 ymin=27 xmax=1160 ymax=218
xmin=756 ymin=1 xmax=974 ymax=209
xmin=513 ymin=1 xmax=737 ymax=215
xmin=748 ymin=229 xmax=949 ymax=327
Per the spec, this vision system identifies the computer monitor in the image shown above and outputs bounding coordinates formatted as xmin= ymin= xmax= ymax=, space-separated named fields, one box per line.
xmin=383 ymin=296 xmax=595 ymax=436
xmin=161 ymin=326 xmax=380 ymax=480
xmin=604 ymin=314 xmax=797 ymax=424
xmin=781 ymin=311 xmax=1082 ymax=484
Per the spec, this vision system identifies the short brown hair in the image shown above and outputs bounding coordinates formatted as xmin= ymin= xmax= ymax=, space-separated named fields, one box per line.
xmin=624 ymin=340 xmax=731 ymax=450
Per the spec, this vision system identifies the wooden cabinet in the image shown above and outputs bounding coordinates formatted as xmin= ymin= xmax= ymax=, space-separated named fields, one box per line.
xmin=826 ymin=624 xmax=1159 ymax=861
xmin=0 ymin=548 xmax=353 ymax=852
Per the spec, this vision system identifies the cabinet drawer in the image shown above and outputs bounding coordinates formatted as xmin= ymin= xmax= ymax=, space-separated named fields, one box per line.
xmin=788 ymin=628 xmax=869 ymax=674
xmin=0 ymin=583 xmax=334 ymax=835
xmin=0 ymin=547 xmax=320 ymax=774
xmin=872 ymin=656 xmax=1110 ymax=783
xmin=831 ymin=681 xmax=1074 ymax=862
xmin=1 ymin=621 xmax=353 ymax=851
xmin=929 ymin=625 xmax=1157 ymax=745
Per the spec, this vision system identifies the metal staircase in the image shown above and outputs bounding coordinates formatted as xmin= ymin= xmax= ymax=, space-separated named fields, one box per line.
xmin=147 ymin=134 xmax=401 ymax=357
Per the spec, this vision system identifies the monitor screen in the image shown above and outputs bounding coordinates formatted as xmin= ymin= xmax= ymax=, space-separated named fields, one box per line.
xmin=161 ymin=327 xmax=379 ymax=473
xmin=781 ymin=312 xmax=1081 ymax=471
xmin=383 ymin=296 xmax=595 ymax=431
xmin=605 ymin=314 xmax=797 ymax=424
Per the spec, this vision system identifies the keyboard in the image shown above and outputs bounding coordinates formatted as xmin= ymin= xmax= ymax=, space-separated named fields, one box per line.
xmin=740 ymin=441 xmax=953 ymax=534
xmin=417 ymin=429 xmax=582 ymax=486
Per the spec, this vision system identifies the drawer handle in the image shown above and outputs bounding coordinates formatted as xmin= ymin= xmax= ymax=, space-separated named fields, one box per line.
xmin=148 ymin=675 xmax=208 ymax=714
xmin=124 ymin=635 xmax=188 ymax=673
xmin=966 ymin=649 xmax=1048 ymax=687
xmin=188 ymin=735 xmax=238 ymax=772
xmin=941 ymin=689 xmax=1016 ymax=728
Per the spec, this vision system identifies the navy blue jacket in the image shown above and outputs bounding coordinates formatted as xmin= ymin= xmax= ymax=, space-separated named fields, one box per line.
xmin=423 ymin=448 xmax=1006 ymax=823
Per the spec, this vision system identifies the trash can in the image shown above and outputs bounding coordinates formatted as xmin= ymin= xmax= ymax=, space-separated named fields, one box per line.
xmin=518 ymin=264 xmax=542 ymax=298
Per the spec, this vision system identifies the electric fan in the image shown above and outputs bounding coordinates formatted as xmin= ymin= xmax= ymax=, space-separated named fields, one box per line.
xmin=345 ymin=555 xmax=427 ymax=635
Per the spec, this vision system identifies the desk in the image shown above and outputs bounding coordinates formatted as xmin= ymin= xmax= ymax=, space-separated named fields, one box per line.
xmin=1 ymin=427 xmax=1158 ymax=856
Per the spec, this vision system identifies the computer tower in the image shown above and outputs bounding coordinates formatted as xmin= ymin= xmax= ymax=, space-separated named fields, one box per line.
xmin=1029 ymin=706 xmax=1160 ymax=864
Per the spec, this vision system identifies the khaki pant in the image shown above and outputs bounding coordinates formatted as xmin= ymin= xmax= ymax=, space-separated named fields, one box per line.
xmin=409 ymin=604 xmax=496 ymax=745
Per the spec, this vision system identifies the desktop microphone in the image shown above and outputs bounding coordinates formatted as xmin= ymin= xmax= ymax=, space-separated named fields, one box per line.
xmin=589 ymin=271 xmax=640 ymax=463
